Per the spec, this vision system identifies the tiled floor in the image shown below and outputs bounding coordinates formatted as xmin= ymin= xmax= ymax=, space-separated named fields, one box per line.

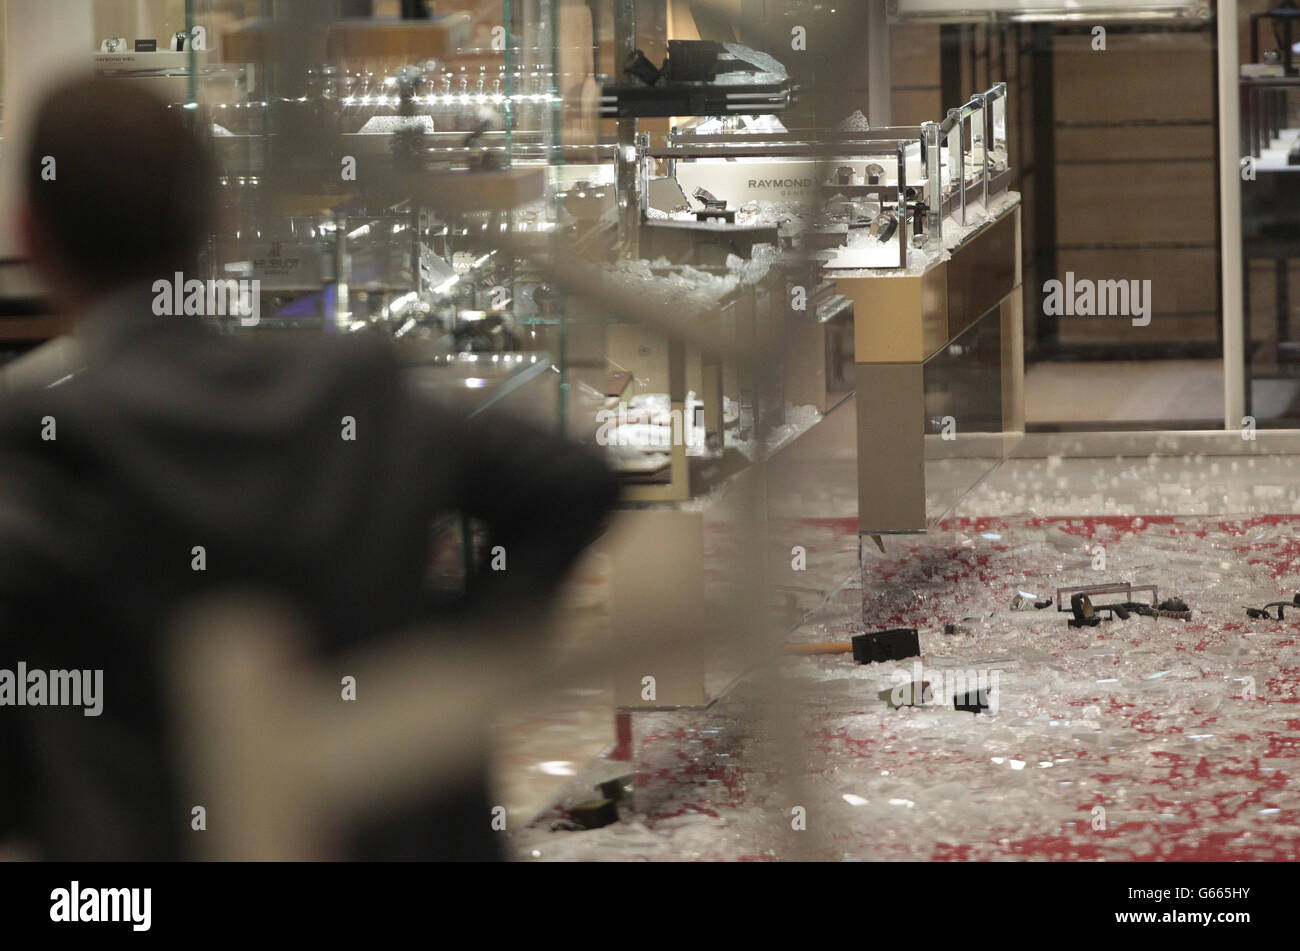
xmin=958 ymin=452 xmax=1300 ymax=519
xmin=518 ymin=513 xmax=1300 ymax=860
xmin=493 ymin=395 xmax=1300 ymax=859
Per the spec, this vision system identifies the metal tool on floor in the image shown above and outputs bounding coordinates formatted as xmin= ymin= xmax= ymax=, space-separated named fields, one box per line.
xmin=1011 ymin=591 xmax=1053 ymax=611
xmin=852 ymin=628 xmax=920 ymax=663
xmin=1246 ymin=593 xmax=1300 ymax=620
xmin=783 ymin=627 xmax=921 ymax=662
xmin=784 ymin=641 xmax=854 ymax=655
xmin=1057 ymin=582 xmax=1191 ymax=627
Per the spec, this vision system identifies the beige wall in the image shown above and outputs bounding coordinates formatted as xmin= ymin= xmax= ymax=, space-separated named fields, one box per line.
xmin=93 ymin=1 xmax=188 ymax=45
xmin=0 ymin=0 xmax=97 ymax=258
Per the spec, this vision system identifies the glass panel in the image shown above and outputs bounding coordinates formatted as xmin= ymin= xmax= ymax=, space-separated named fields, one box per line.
xmin=967 ymin=104 xmax=985 ymax=191
xmin=925 ymin=313 xmax=1005 ymax=524
xmin=991 ymin=93 xmax=1007 ymax=169
xmin=1009 ymin=20 xmax=1223 ymax=430
xmin=945 ymin=121 xmax=962 ymax=219
xmin=1240 ymin=21 xmax=1300 ymax=427
xmin=82 ymin=0 xmax=573 ymax=426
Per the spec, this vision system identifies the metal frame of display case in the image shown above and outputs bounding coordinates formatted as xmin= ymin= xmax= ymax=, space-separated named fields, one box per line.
xmin=935 ymin=82 xmax=1010 ymax=227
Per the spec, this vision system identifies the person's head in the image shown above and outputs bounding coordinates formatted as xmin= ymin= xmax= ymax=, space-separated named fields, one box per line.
xmin=22 ymin=76 xmax=217 ymax=310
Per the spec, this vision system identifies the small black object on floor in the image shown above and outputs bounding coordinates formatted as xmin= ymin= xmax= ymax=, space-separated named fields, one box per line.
xmin=1246 ymin=592 xmax=1300 ymax=620
xmin=568 ymin=799 xmax=619 ymax=830
xmin=851 ymin=628 xmax=920 ymax=664
xmin=953 ymin=686 xmax=994 ymax=714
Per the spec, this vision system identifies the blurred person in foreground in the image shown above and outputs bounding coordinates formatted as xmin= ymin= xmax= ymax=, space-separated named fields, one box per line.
xmin=0 ymin=77 xmax=618 ymax=860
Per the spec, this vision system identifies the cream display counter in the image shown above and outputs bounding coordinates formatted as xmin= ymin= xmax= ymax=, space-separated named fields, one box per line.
xmin=841 ymin=195 xmax=1023 ymax=536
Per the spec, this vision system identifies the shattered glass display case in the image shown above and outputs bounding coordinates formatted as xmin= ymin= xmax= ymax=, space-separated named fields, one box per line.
xmin=643 ymin=82 xmax=1010 ymax=271
xmin=161 ymin=0 xmax=569 ymax=429
xmin=644 ymin=82 xmax=1021 ymax=536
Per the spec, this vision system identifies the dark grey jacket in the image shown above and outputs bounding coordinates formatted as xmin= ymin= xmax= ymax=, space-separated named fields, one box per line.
xmin=0 ymin=286 xmax=617 ymax=860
